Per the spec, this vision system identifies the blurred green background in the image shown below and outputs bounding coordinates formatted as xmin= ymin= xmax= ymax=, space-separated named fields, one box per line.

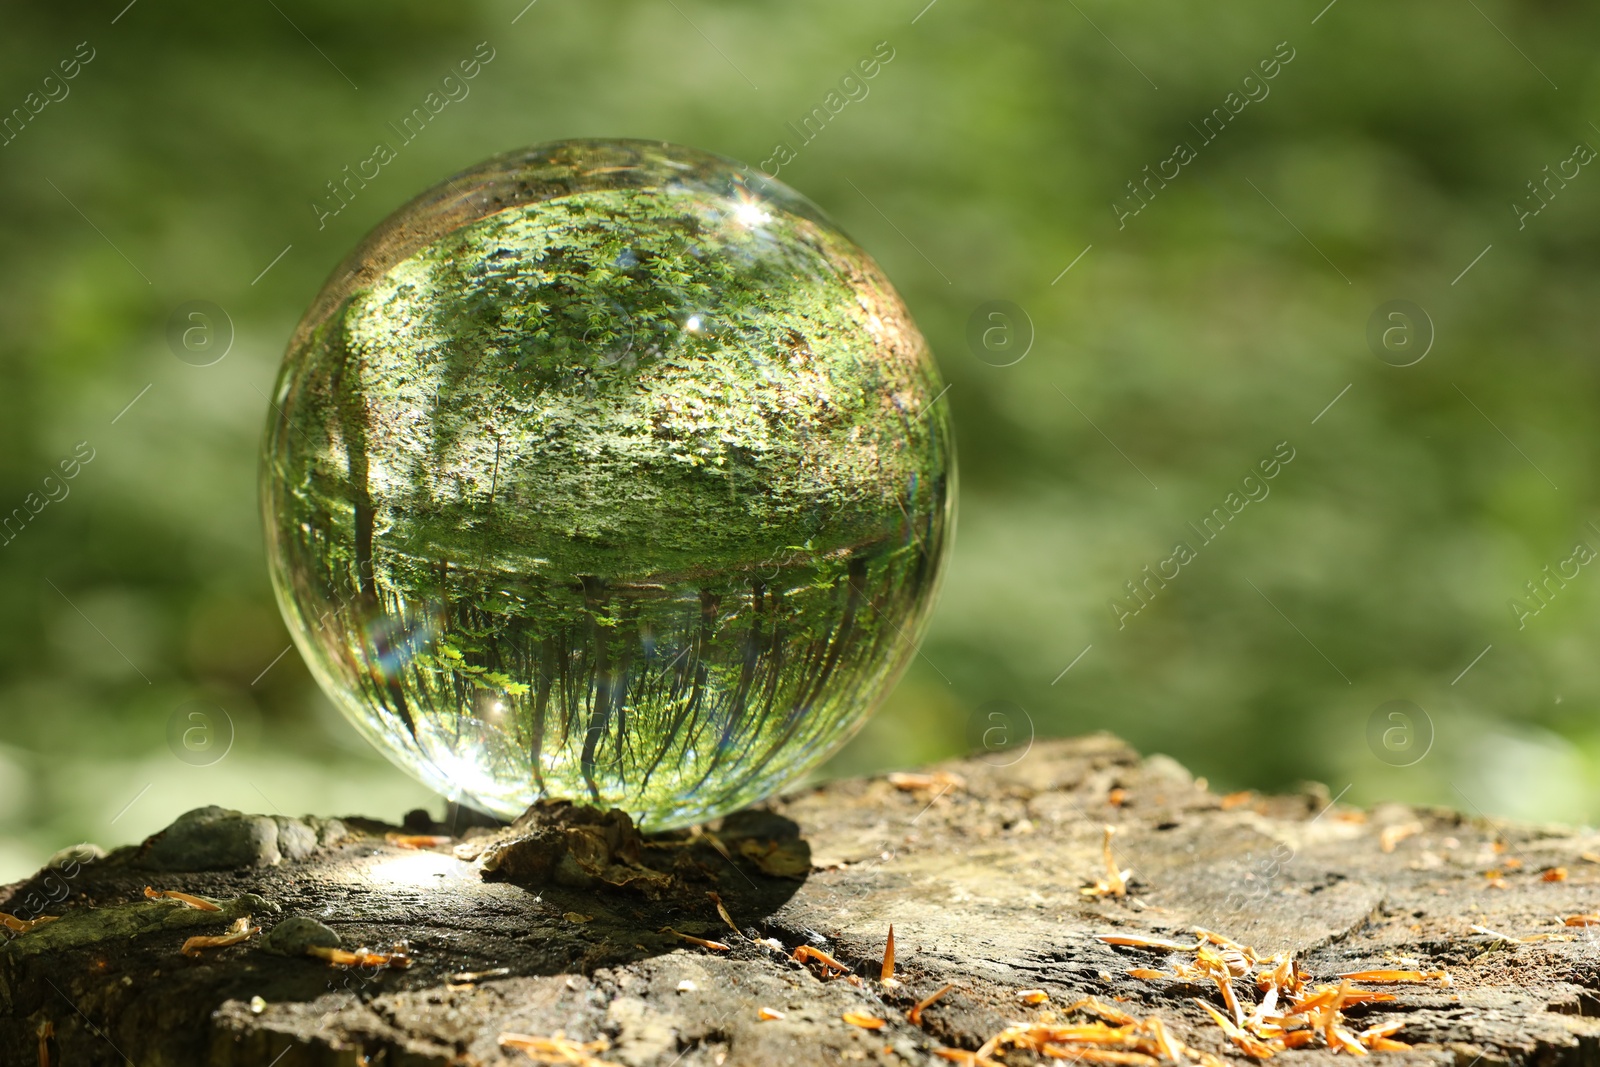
xmin=2 ymin=0 xmax=1598 ymax=882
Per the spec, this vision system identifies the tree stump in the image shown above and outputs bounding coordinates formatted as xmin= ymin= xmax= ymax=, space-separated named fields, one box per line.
xmin=5 ymin=734 xmax=1600 ymax=1066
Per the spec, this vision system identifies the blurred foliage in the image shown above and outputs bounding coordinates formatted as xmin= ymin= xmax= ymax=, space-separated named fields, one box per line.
xmin=3 ymin=0 xmax=1600 ymax=880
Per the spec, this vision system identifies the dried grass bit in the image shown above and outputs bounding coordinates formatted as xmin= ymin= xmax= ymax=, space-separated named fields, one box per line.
xmin=1018 ymin=989 xmax=1050 ymax=1005
xmin=707 ymin=892 xmax=739 ymax=934
xmin=909 ymin=983 xmax=957 ymax=1026
xmin=881 ymin=924 xmax=896 ymax=983
xmin=758 ymin=1007 xmax=785 ymax=1021
xmin=1082 ymin=826 xmax=1132 ymax=898
xmin=143 ymin=886 xmax=221 ymax=911
xmin=1127 ymin=968 xmax=1169 ymax=980
xmin=0 ymin=912 xmax=60 ymax=936
xmin=499 ymin=1031 xmax=621 ymax=1067
xmin=843 ymin=1012 xmax=887 ymax=1030
xmin=180 ymin=916 xmax=259 ymax=957
xmin=1566 ymin=914 xmax=1600 ymax=927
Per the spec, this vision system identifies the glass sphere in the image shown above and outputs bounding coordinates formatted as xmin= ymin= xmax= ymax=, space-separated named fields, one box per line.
xmin=261 ymin=140 xmax=954 ymax=829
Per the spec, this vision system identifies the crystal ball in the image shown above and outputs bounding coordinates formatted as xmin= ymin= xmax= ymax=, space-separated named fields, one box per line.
xmin=262 ymin=140 xmax=954 ymax=829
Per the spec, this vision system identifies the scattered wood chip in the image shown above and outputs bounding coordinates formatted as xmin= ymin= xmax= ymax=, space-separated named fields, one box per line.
xmin=448 ymin=967 xmax=510 ymax=983
xmin=881 ymin=924 xmax=896 ymax=983
xmin=933 ymin=1049 xmax=1003 ymax=1067
xmin=793 ymin=944 xmax=850 ymax=977
xmin=307 ymin=942 xmax=412 ymax=969
xmin=667 ymin=928 xmax=729 ymax=952
xmin=1378 ymin=822 xmax=1422 ymax=854
xmin=758 ymin=1007 xmax=785 ymax=1021
xmin=887 ymin=771 xmax=965 ymax=792
xmin=1082 ymin=827 xmax=1131 ymax=898
xmin=143 ymin=886 xmax=220 ymax=911
xmin=1085 ymin=925 xmax=1425 ymax=1060
xmin=1108 ymin=788 xmax=1129 ymax=807
xmin=1018 ymin=989 xmax=1050 ymax=1005
xmin=0 ymin=912 xmax=60 ymax=936
xmin=1581 ymin=851 xmax=1600 ymax=864
xmin=384 ymin=832 xmax=453 ymax=850
xmin=1543 ymin=867 xmax=1569 ymax=882
xmin=1366 ymin=1037 xmax=1410 ymax=1053
xmin=1062 ymin=997 xmax=1135 ymax=1025
xmin=1220 ymin=791 xmax=1256 ymax=811
xmin=1097 ymin=934 xmax=1199 ymax=952
xmin=909 ymin=983 xmax=956 ymax=1026
xmin=1330 ymin=1023 xmax=1369 ymax=1056
xmin=1196 ymin=1000 xmax=1276 ymax=1059
xmin=499 ymin=1031 xmax=621 ymax=1067
xmin=1359 ymin=1020 xmax=1405 ymax=1042
xmin=180 ymin=916 xmax=258 ymax=957
xmin=1566 ymin=914 xmax=1600 ymax=927
xmin=843 ymin=1011 xmax=886 ymax=1030
xmin=1337 ymin=969 xmax=1447 ymax=983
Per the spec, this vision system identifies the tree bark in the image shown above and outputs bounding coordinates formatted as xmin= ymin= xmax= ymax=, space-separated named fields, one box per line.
xmin=5 ymin=733 xmax=1600 ymax=1066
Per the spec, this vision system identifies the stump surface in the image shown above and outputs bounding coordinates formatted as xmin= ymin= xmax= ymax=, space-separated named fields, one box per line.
xmin=5 ymin=734 xmax=1600 ymax=1066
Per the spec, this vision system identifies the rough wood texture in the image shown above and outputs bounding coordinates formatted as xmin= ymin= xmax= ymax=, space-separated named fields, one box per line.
xmin=6 ymin=734 xmax=1600 ymax=1066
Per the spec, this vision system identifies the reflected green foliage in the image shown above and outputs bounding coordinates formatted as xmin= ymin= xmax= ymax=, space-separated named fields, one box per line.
xmin=265 ymin=142 xmax=950 ymax=826
xmin=2 ymin=0 xmax=1600 ymax=878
